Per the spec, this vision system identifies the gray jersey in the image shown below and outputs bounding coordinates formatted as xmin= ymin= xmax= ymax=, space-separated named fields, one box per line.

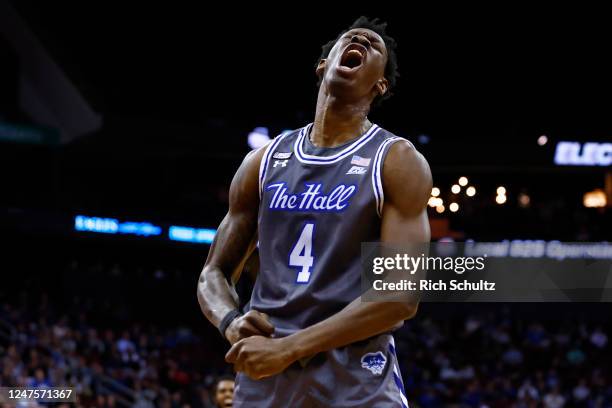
xmin=236 ymin=125 xmax=410 ymax=407
xmin=253 ymin=123 xmax=405 ymax=337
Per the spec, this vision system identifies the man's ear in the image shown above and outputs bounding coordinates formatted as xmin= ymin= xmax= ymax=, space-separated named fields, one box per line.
xmin=376 ymin=77 xmax=389 ymax=96
xmin=316 ymin=59 xmax=327 ymax=78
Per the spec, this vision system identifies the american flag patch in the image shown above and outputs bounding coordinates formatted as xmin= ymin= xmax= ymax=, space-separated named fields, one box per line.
xmin=351 ymin=155 xmax=371 ymax=167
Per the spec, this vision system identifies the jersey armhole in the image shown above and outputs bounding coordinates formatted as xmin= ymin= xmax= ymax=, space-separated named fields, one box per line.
xmin=258 ymin=131 xmax=293 ymax=197
xmin=371 ymin=137 xmax=404 ymax=217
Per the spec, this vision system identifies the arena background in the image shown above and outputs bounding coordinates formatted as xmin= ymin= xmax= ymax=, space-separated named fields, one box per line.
xmin=1 ymin=2 xmax=611 ymax=407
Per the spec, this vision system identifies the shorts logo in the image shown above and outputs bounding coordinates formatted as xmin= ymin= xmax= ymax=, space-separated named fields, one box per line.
xmin=361 ymin=351 xmax=387 ymax=375
xmin=347 ymin=166 xmax=368 ymax=175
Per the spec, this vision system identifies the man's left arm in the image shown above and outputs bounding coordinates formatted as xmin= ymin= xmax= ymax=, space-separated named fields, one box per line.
xmin=226 ymin=140 xmax=432 ymax=379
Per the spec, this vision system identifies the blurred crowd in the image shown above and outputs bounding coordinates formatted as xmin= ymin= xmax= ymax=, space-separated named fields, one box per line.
xmin=395 ymin=309 xmax=611 ymax=407
xmin=1 ymin=261 xmax=611 ymax=408
xmin=0 ymin=294 xmax=233 ymax=407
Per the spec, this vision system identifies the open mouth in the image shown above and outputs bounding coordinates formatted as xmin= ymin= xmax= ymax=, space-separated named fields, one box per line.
xmin=339 ymin=44 xmax=367 ymax=70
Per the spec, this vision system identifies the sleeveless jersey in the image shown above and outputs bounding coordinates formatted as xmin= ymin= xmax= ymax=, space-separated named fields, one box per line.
xmin=252 ymin=123 xmax=405 ymax=337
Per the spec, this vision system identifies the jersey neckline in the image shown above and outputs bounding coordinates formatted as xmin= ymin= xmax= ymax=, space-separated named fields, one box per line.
xmin=294 ymin=123 xmax=382 ymax=165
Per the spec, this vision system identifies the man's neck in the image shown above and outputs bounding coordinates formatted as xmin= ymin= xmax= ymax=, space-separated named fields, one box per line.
xmin=310 ymin=91 xmax=372 ymax=148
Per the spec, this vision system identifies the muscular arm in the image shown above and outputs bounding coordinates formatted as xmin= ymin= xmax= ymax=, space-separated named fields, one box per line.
xmin=197 ymin=146 xmax=274 ymax=343
xmin=226 ymin=140 xmax=432 ymax=379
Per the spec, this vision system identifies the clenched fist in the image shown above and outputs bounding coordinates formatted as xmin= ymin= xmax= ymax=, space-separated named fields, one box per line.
xmin=225 ymin=335 xmax=297 ymax=380
xmin=224 ymin=310 xmax=275 ymax=345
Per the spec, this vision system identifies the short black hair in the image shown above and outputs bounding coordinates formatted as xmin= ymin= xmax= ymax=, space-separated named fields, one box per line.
xmin=213 ymin=374 xmax=235 ymax=392
xmin=316 ymin=16 xmax=399 ymax=107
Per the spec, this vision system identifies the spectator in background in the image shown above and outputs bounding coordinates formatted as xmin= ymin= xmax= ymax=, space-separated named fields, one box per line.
xmin=501 ymin=343 xmax=524 ymax=366
xmin=572 ymin=379 xmax=590 ymax=405
xmin=28 ymin=367 xmax=51 ymax=388
xmin=117 ymin=330 xmax=138 ymax=363
xmin=518 ymin=379 xmax=539 ymax=404
xmin=543 ymin=385 xmax=566 ymax=408
xmin=418 ymin=387 xmax=441 ymax=408
xmin=590 ymin=326 xmax=608 ymax=349
xmin=212 ymin=376 xmax=234 ymax=408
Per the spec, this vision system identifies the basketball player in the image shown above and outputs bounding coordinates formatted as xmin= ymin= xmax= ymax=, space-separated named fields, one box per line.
xmin=197 ymin=17 xmax=431 ymax=407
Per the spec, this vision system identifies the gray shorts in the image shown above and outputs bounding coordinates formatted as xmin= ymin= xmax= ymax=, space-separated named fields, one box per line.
xmin=233 ymin=333 xmax=408 ymax=408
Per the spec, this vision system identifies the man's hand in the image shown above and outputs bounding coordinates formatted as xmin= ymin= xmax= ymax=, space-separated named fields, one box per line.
xmin=225 ymin=310 xmax=275 ymax=345
xmin=225 ymin=335 xmax=296 ymax=380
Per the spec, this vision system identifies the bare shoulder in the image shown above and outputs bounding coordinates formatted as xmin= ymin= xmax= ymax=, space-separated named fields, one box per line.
xmin=229 ymin=143 xmax=271 ymax=211
xmin=238 ymin=141 xmax=273 ymax=180
xmin=382 ymin=139 xmax=433 ymax=214
xmin=243 ymin=143 xmax=268 ymax=169
xmin=384 ymin=139 xmax=431 ymax=182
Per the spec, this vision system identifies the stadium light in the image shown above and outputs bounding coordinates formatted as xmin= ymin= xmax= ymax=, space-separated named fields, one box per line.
xmin=451 ymin=184 xmax=461 ymax=194
xmin=418 ymin=134 xmax=430 ymax=144
xmin=496 ymin=194 xmax=507 ymax=204
xmin=74 ymin=215 xmax=217 ymax=244
xmin=431 ymin=187 xmax=440 ymax=197
xmin=247 ymin=127 xmax=271 ymax=149
xmin=458 ymin=177 xmax=468 ymax=187
xmin=537 ymin=135 xmax=548 ymax=146
xmin=169 ymin=226 xmax=216 ymax=244
xmin=583 ymin=189 xmax=607 ymax=208
xmin=75 ymin=215 xmax=161 ymax=236
xmin=466 ymin=186 xmax=476 ymax=197
xmin=436 ymin=205 xmax=445 ymax=213
xmin=497 ymin=186 xmax=506 ymax=195
xmin=449 ymin=202 xmax=459 ymax=212
xmin=429 ymin=197 xmax=443 ymax=207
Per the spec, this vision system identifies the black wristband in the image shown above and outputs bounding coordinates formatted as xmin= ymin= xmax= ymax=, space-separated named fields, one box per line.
xmin=218 ymin=309 xmax=242 ymax=339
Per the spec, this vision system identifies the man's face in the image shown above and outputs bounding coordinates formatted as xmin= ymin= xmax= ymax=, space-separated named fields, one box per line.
xmin=317 ymin=28 xmax=388 ymax=101
xmin=214 ymin=380 xmax=234 ymax=407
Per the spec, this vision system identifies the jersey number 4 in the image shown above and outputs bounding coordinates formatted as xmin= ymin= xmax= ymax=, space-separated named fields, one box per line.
xmin=289 ymin=223 xmax=315 ymax=283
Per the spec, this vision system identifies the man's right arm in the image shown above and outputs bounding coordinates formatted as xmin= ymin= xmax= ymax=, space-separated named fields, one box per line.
xmin=197 ymin=145 xmax=274 ymax=345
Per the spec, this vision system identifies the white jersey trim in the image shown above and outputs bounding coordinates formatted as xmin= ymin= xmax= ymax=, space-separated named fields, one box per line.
xmin=372 ymin=137 xmax=403 ymax=217
xmin=258 ymin=131 xmax=293 ymax=197
xmin=294 ymin=123 xmax=382 ymax=165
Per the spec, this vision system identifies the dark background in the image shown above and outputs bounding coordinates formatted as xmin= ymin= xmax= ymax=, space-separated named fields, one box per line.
xmin=2 ymin=3 xmax=611 ymax=234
